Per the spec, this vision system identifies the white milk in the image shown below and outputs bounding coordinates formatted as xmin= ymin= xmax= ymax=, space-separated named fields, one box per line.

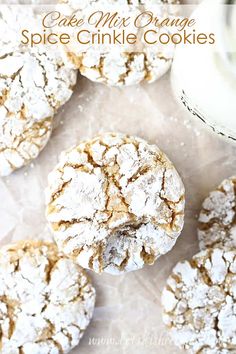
xmin=171 ymin=0 xmax=236 ymax=141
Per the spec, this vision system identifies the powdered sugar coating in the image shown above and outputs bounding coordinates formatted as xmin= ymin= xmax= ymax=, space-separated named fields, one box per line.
xmin=46 ymin=132 xmax=185 ymax=275
xmin=0 ymin=7 xmax=77 ymax=176
xmin=162 ymin=248 xmax=236 ymax=354
xmin=0 ymin=240 xmax=95 ymax=354
xmin=63 ymin=0 xmax=178 ymax=86
xmin=198 ymin=177 xmax=236 ymax=250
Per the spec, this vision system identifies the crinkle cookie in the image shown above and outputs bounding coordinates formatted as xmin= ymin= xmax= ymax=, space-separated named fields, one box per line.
xmin=0 ymin=240 xmax=95 ymax=354
xmin=46 ymin=132 xmax=185 ymax=275
xmin=162 ymin=248 xmax=236 ymax=354
xmin=0 ymin=7 xmax=77 ymax=176
xmin=198 ymin=176 xmax=236 ymax=250
xmin=62 ymin=0 xmax=179 ymax=86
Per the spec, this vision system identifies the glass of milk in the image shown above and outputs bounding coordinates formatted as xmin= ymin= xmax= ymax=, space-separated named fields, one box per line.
xmin=171 ymin=0 xmax=236 ymax=141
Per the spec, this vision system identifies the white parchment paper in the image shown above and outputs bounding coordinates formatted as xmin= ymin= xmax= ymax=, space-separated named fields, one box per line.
xmin=1 ymin=71 xmax=236 ymax=354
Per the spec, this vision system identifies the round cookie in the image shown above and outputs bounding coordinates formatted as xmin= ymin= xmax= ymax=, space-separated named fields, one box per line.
xmin=198 ymin=176 xmax=236 ymax=250
xmin=62 ymin=0 xmax=179 ymax=86
xmin=0 ymin=7 xmax=77 ymax=176
xmin=0 ymin=240 xmax=95 ymax=353
xmin=162 ymin=247 xmax=236 ymax=354
xmin=46 ymin=132 xmax=185 ymax=275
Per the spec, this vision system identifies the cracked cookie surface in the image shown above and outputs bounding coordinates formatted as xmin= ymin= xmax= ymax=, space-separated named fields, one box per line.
xmin=0 ymin=7 xmax=77 ymax=176
xmin=62 ymin=0 xmax=179 ymax=86
xmin=46 ymin=132 xmax=185 ymax=275
xmin=198 ymin=177 xmax=236 ymax=250
xmin=0 ymin=240 xmax=95 ymax=354
xmin=162 ymin=248 xmax=236 ymax=354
